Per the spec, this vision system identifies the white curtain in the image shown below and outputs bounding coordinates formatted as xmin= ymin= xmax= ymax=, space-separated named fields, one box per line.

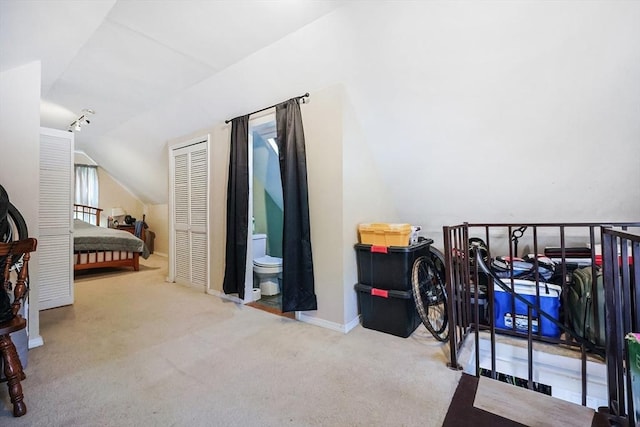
xmin=74 ymin=165 xmax=99 ymax=207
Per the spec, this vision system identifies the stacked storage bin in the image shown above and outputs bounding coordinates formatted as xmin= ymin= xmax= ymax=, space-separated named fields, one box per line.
xmin=354 ymin=223 xmax=433 ymax=338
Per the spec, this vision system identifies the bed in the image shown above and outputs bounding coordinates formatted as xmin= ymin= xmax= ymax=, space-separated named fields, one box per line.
xmin=73 ymin=204 xmax=149 ymax=271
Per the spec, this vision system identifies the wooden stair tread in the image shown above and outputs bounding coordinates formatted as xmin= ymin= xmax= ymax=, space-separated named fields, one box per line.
xmin=474 ymin=376 xmax=595 ymax=426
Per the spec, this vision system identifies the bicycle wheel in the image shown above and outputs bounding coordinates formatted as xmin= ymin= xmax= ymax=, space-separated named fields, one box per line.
xmin=429 ymin=246 xmax=446 ymax=281
xmin=0 ymin=202 xmax=29 ymax=272
xmin=412 ymin=255 xmax=449 ymax=341
xmin=2 ymin=202 xmax=28 ymax=243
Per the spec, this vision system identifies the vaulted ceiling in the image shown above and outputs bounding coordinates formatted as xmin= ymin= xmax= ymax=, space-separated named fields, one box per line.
xmin=2 ymin=1 xmax=639 ymax=226
xmin=1 ymin=0 xmax=345 ymax=204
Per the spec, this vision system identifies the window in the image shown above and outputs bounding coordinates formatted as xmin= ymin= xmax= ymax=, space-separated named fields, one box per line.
xmin=74 ymin=165 xmax=99 ymax=207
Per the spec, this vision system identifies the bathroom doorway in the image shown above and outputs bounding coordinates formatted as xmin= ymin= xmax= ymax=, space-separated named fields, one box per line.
xmin=246 ymin=114 xmax=289 ymax=317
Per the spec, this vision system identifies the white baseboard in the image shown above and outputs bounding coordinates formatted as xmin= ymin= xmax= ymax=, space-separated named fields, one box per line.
xmin=344 ymin=315 xmax=361 ymax=333
xmin=296 ymin=312 xmax=361 ymax=334
xmin=205 ymin=289 xmax=361 ymax=334
xmin=28 ymin=335 xmax=44 ymax=349
xmin=152 ymin=251 xmax=167 ymax=257
xmin=206 ymin=289 xmax=245 ymax=304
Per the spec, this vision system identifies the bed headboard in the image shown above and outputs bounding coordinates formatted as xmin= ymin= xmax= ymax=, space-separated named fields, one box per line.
xmin=73 ymin=204 xmax=103 ymax=226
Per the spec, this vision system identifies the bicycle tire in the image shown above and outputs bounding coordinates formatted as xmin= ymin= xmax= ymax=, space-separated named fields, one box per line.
xmin=3 ymin=202 xmax=28 ymax=243
xmin=1 ymin=202 xmax=29 ymax=271
xmin=412 ymin=255 xmax=449 ymax=341
xmin=429 ymin=246 xmax=446 ymax=281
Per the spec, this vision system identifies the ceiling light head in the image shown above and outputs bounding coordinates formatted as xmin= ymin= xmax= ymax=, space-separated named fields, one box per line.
xmin=68 ymin=108 xmax=95 ymax=132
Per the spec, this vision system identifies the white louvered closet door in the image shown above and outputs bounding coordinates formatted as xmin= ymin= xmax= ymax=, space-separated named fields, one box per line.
xmin=189 ymin=148 xmax=208 ymax=286
xmin=39 ymin=127 xmax=74 ymax=310
xmin=170 ymin=139 xmax=208 ymax=288
xmin=173 ymin=151 xmax=190 ymax=283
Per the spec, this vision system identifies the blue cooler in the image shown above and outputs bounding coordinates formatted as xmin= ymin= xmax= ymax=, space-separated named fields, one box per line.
xmin=493 ymin=279 xmax=562 ymax=338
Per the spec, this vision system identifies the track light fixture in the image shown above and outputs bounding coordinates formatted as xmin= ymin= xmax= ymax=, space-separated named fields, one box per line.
xmin=68 ymin=108 xmax=95 ymax=132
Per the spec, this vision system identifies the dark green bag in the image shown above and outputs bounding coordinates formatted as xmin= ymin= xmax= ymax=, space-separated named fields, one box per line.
xmin=568 ymin=266 xmax=605 ymax=348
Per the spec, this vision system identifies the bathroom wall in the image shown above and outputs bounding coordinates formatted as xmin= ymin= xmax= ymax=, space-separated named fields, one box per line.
xmin=252 ymin=132 xmax=283 ymax=258
xmin=263 ymin=191 xmax=283 ymax=258
xmin=253 ymin=173 xmax=267 ymax=234
xmin=253 ymin=174 xmax=284 ymax=258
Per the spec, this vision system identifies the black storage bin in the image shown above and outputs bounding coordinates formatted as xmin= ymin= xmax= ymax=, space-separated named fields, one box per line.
xmin=355 ymin=283 xmax=421 ymax=338
xmin=354 ymin=239 xmax=433 ymax=291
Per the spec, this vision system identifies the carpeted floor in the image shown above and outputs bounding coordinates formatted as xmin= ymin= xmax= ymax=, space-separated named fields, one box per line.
xmin=0 ymin=255 xmax=460 ymax=426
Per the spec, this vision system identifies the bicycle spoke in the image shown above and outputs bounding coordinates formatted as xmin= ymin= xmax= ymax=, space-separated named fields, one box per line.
xmin=412 ymin=254 xmax=449 ymax=342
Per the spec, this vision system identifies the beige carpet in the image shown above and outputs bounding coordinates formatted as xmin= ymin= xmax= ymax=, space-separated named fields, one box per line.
xmin=1 ymin=255 xmax=460 ymax=426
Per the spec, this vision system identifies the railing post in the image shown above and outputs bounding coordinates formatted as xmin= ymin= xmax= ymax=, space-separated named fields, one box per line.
xmin=630 ymin=239 xmax=640 ymax=424
xmin=602 ymin=229 xmax=623 ymax=419
xmin=438 ymin=221 xmax=640 ymax=420
xmin=444 ymin=225 xmax=461 ymax=370
xmin=633 ymin=240 xmax=640 ymax=332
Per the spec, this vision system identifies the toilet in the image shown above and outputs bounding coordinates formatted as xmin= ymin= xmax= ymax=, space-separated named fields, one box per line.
xmin=252 ymin=234 xmax=283 ymax=296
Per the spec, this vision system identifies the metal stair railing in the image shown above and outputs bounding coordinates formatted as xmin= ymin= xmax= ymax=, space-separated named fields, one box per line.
xmin=601 ymin=227 xmax=640 ymax=425
xmin=443 ymin=222 xmax=640 ymax=422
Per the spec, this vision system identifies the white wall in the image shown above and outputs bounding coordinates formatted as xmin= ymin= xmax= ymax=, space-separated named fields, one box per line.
xmin=98 ymin=168 xmax=145 ymax=227
xmin=109 ymin=1 xmax=640 ymax=254
xmin=77 ymin=1 xmax=640 ymax=332
xmin=72 ymin=2 xmax=640 ymax=234
xmin=167 ymin=84 xmax=398 ymax=330
xmin=0 ymin=61 xmax=42 ymax=346
xmin=341 ymin=86 xmax=400 ymax=326
xmin=301 ymin=85 xmax=345 ymax=327
xmin=336 ymin=1 xmax=640 ymax=245
xmin=159 ymin=1 xmax=640 ymax=331
xmin=146 ymin=203 xmax=168 ymax=256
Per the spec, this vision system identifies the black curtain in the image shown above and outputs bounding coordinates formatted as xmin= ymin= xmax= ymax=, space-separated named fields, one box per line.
xmin=222 ymin=116 xmax=250 ymax=299
xmin=276 ymin=99 xmax=318 ymax=312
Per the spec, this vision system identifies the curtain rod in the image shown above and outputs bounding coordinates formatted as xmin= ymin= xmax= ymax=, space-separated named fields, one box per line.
xmin=225 ymin=92 xmax=309 ymax=124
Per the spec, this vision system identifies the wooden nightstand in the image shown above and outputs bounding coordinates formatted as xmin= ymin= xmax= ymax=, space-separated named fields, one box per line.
xmin=117 ymin=225 xmax=146 ymax=243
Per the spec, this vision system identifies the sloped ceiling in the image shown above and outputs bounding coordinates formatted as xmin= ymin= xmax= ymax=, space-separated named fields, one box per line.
xmin=2 ymin=1 xmax=639 ymax=226
xmin=0 ymin=0 xmax=346 ymax=204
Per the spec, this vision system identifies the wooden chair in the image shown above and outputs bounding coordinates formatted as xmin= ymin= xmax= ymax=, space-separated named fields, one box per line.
xmin=0 ymin=238 xmax=36 ymax=417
